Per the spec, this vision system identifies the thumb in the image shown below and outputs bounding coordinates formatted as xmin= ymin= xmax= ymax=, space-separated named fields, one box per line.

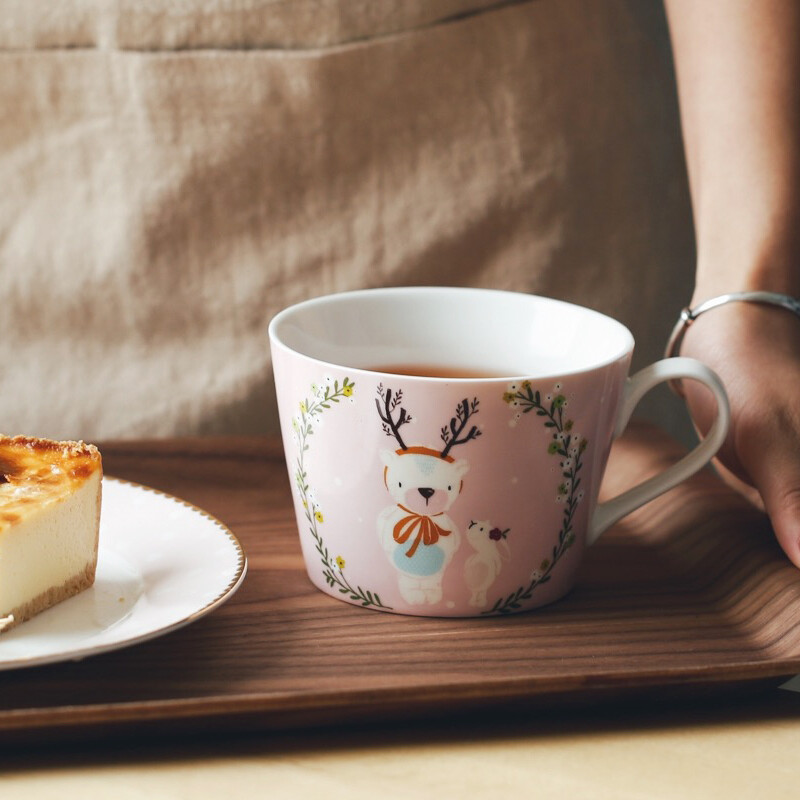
xmin=743 ymin=434 xmax=800 ymax=569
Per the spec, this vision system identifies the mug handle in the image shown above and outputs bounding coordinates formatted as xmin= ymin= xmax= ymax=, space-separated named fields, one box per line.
xmin=587 ymin=356 xmax=730 ymax=545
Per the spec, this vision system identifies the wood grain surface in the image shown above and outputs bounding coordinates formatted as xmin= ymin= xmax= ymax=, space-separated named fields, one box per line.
xmin=1 ymin=424 xmax=799 ymax=743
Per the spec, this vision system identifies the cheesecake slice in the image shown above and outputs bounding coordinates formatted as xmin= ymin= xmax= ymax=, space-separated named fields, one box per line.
xmin=0 ymin=435 xmax=102 ymax=632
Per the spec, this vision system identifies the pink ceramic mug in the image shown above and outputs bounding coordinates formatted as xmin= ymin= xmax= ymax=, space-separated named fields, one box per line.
xmin=269 ymin=287 xmax=729 ymax=616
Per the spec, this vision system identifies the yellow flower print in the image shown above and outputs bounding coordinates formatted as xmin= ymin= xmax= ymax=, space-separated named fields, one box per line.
xmin=291 ymin=378 xmax=389 ymax=610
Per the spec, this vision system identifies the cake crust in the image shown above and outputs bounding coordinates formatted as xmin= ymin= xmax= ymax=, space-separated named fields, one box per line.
xmin=0 ymin=561 xmax=98 ymax=632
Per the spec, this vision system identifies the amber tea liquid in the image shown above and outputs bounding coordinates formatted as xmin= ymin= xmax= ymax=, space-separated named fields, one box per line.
xmin=369 ymin=364 xmax=513 ymax=379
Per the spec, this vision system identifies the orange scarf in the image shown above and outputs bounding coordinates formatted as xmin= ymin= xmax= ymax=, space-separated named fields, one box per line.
xmin=393 ymin=505 xmax=450 ymax=558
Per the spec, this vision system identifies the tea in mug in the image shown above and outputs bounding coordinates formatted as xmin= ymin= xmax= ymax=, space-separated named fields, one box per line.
xmin=369 ymin=364 xmax=511 ymax=379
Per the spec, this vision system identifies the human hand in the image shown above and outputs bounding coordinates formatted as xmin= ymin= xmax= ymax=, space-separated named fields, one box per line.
xmin=678 ymin=300 xmax=800 ymax=568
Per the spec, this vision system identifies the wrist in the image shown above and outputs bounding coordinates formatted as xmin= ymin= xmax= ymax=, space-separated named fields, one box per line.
xmin=693 ymin=232 xmax=800 ymax=304
xmin=693 ymin=261 xmax=800 ymax=306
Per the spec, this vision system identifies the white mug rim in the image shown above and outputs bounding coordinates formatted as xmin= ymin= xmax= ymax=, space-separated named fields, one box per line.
xmin=269 ymin=286 xmax=636 ymax=382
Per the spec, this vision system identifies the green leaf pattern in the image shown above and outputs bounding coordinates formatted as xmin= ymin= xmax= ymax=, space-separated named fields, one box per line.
xmin=293 ymin=377 xmax=391 ymax=610
xmin=485 ymin=382 xmax=588 ymax=614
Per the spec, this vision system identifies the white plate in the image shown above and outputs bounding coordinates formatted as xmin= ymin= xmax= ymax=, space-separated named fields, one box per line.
xmin=0 ymin=478 xmax=247 ymax=670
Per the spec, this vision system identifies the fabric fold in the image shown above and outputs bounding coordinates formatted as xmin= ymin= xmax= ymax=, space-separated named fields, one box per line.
xmin=0 ymin=0 xmax=524 ymax=52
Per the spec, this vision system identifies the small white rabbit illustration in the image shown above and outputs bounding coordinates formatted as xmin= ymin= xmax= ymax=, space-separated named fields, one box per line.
xmin=464 ymin=520 xmax=511 ymax=607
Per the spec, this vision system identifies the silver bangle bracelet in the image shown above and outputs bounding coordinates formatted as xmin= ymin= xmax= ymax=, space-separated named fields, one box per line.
xmin=665 ymin=291 xmax=800 ymax=396
xmin=665 ymin=290 xmax=800 ymax=360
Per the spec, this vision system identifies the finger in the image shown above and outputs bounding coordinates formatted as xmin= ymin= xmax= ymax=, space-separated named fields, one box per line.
xmin=741 ymin=433 xmax=800 ymax=568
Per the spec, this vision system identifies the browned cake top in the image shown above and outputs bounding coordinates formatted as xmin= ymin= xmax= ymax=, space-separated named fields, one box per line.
xmin=0 ymin=435 xmax=102 ymax=529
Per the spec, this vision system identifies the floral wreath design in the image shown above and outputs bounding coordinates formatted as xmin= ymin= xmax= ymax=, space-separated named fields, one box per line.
xmin=293 ymin=377 xmax=391 ymax=610
xmin=484 ymin=381 xmax=588 ymax=614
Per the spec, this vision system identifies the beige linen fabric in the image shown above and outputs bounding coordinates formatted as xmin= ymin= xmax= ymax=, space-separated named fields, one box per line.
xmin=0 ymin=0 xmax=510 ymax=50
xmin=0 ymin=0 xmax=695 ymax=441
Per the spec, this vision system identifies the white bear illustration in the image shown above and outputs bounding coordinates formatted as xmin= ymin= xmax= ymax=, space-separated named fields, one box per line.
xmin=375 ymin=386 xmax=482 ymax=606
xmin=378 ymin=447 xmax=469 ymax=604
xmin=464 ymin=520 xmax=511 ymax=607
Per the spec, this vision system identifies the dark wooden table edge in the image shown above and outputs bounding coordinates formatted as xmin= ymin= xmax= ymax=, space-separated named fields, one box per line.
xmin=2 ymin=660 xmax=799 ymax=745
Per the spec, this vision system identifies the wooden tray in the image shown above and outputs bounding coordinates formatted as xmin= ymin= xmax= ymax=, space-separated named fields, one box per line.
xmin=2 ymin=428 xmax=800 ymax=743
